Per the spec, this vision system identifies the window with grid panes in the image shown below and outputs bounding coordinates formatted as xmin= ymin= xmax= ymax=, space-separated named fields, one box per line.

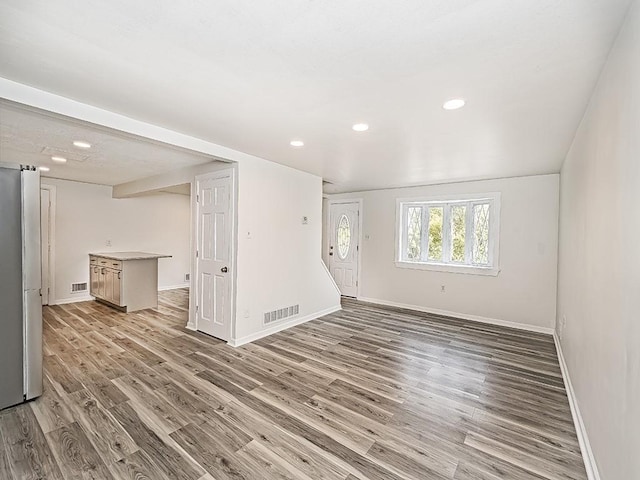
xmin=397 ymin=195 xmax=499 ymax=274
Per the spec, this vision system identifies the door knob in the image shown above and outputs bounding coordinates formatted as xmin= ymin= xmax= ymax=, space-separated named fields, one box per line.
xmin=221 ymin=267 xmax=228 ymax=273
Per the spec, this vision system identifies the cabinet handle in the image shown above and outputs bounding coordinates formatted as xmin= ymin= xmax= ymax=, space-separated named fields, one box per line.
xmin=101 ymin=268 xmax=105 ymax=274
xmin=117 ymin=272 xmax=121 ymax=279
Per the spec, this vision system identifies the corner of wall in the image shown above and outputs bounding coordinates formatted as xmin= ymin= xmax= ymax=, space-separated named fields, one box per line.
xmin=553 ymin=333 xmax=602 ymax=480
xmin=228 ymin=303 xmax=341 ymax=347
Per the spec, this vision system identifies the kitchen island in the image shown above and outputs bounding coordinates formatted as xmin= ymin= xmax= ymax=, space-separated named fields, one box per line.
xmin=89 ymin=252 xmax=171 ymax=312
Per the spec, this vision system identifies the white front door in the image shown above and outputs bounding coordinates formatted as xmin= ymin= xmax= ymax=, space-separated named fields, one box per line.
xmin=40 ymin=188 xmax=50 ymax=305
xmin=195 ymin=171 xmax=233 ymax=340
xmin=329 ymin=202 xmax=360 ymax=297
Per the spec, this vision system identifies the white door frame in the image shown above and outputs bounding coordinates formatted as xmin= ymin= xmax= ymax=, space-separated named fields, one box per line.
xmin=326 ymin=199 xmax=363 ymax=298
xmin=187 ymin=167 xmax=237 ymax=341
xmin=40 ymin=184 xmax=56 ymax=305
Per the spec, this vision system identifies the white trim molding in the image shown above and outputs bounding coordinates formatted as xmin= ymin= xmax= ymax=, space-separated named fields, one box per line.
xmin=357 ymin=296 xmax=554 ymax=335
xmin=158 ymin=284 xmax=190 ymax=291
xmin=40 ymin=184 xmax=57 ymax=305
xmin=326 ymin=198 xmax=363 ymax=297
xmin=191 ymin=167 xmax=237 ymax=341
xmin=321 ymin=259 xmax=341 ymax=295
xmin=395 ymin=192 xmax=501 ymax=276
xmin=227 ymin=305 xmax=342 ymax=347
xmin=553 ymin=333 xmax=601 ymax=480
xmin=394 ymin=261 xmax=500 ymax=276
xmin=54 ymin=295 xmax=93 ymax=305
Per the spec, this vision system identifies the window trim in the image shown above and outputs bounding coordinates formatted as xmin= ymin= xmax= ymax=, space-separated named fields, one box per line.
xmin=395 ymin=192 xmax=501 ymax=276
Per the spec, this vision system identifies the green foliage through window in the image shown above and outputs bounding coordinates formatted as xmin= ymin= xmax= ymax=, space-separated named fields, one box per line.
xmin=406 ymin=207 xmax=422 ymax=260
xmin=473 ymin=204 xmax=490 ymax=264
xmin=337 ymin=214 xmax=351 ymax=259
xmin=400 ymin=199 xmax=495 ymax=268
xmin=450 ymin=205 xmax=466 ymax=263
xmin=427 ymin=207 xmax=443 ymax=261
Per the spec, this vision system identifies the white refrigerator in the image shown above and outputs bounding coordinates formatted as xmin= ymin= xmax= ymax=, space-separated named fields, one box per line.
xmin=0 ymin=165 xmax=43 ymax=410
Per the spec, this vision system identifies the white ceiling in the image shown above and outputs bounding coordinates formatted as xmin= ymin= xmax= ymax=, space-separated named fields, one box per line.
xmin=0 ymin=102 xmax=216 ymax=185
xmin=0 ymin=0 xmax=632 ymax=192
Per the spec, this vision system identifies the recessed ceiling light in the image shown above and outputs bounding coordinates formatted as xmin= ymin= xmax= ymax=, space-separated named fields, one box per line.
xmin=443 ymin=98 xmax=466 ymax=110
xmin=352 ymin=123 xmax=369 ymax=132
xmin=51 ymin=156 xmax=67 ymax=163
xmin=39 ymin=166 xmax=50 ymax=172
xmin=290 ymin=140 xmax=304 ymax=147
xmin=73 ymin=140 xmax=91 ymax=149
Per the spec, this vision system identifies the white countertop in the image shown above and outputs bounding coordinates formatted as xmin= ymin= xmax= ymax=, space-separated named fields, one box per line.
xmin=90 ymin=252 xmax=172 ymax=261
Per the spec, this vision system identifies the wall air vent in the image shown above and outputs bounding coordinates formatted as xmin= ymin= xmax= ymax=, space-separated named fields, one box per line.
xmin=263 ymin=304 xmax=300 ymax=325
xmin=71 ymin=282 xmax=88 ymax=293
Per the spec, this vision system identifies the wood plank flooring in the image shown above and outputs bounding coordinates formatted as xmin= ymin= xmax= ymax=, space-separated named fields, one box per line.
xmin=0 ymin=289 xmax=587 ymax=479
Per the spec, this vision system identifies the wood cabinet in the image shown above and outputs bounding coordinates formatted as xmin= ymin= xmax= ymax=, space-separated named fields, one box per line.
xmin=90 ymin=264 xmax=100 ymax=297
xmin=89 ymin=256 xmax=123 ymax=307
xmin=89 ymin=252 xmax=170 ymax=312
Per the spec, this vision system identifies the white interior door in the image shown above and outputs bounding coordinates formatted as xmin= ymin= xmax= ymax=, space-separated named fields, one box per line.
xmin=195 ymin=171 xmax=233 ymax=340
xmin=40 ymin=188 xmax=50 ymax=305
xmin=329 ymin=202 xmax=360 ymax=297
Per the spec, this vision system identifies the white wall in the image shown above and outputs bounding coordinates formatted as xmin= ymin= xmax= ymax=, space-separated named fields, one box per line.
xmin=117 ymin=158 xmax=341 ymax=345
xmin=327 ymin=174 xmax=560 ymax=331
xmin=233 ymin=157 xmax=341 ymax=343
xmin=0 ymin=79 xmax=353 ymax=344
xmin=44 ymin=178 xmax=191 ymax=304
xmin=557 ymin=2 xmax=640 ymax=478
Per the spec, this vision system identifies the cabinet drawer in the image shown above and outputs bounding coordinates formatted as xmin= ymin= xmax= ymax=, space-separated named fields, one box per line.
xmin=95 ymin=257 xmax=122 ymax=270
xmin=90 ymin=256 xmax=98 ymax=265
xmin=108 ymin=260 xmax=123 ymax=270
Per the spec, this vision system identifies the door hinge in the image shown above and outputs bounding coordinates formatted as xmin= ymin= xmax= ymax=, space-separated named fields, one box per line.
xmin=196 ymin=305 xmax=199 ymax=313
xmin=196 ymin=250 xmax=199 ymax=258
xmin=196 ymin=194 xmax=200 ymax=203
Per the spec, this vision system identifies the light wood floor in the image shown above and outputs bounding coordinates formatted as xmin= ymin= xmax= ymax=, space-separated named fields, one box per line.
xmin=0 ymin=289 xmax=586 ymax=480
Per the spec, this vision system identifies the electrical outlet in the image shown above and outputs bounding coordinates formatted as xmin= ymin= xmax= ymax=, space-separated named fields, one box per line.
xmin=302 ymin=216 xmax=309 ymax=225
xmin=106 ymin=239 xmax=112 ymax=247
xmin=440 ymin=285 xmax=446 ymax=293
xmin=184 ymin=273 xmax=190 ymax=282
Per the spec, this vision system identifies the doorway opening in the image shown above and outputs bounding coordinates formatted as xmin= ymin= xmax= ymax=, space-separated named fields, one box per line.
xmin=327 ymin=200 xmax=362 ymax=298
xmin=40 ymin=184 xmax=56 ymax=305
xmin=191 ymin=168 xmax=236 ymax=341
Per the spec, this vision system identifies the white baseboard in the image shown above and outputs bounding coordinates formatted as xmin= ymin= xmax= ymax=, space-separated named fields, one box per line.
xmin=320 ymin=259 xmax=341 ymax=295
xmin=52 ymin=295 xmax=93 ymax=305
xmin=54 ymin=285 xmax=188 ymax=305
xmin=553 ymin=333 xmax=601 ymax=480
xmin=356 ymin=296 xmax=555 ymax=335
xmin=158 ymin=283 xmax=190 ymax=291
xmin=228 ymin=304 xmax=342 ymax=347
